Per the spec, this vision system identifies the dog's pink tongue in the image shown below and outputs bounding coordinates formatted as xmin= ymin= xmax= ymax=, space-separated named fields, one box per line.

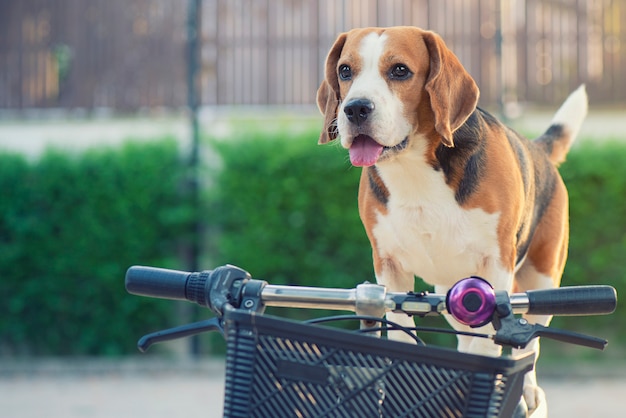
xmin=349 ymin=135 xmax=383 ymax=167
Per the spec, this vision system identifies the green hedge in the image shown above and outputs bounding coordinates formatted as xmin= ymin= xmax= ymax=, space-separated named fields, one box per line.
xmin=551 ymin=141 xmax=626 ymax=358
xmin=2 ymin=128 xmax=624 ymax=357
xmin=0 ymin=139 xmax=190 ymax=355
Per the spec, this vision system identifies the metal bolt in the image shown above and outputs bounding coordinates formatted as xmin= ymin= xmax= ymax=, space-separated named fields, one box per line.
xmin=518 ymin=318 xmax=528 ymax=325
xmin=243 ymin=299 xmax=254 ymax=309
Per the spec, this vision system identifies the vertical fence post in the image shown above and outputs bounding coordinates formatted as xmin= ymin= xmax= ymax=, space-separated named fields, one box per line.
xmin=494 ymin=0 xmax=506 ymax=121
xmin=187 ymin=0 xmax=201 ymax=269
xmin=186 ymin=0 xmax=202 ymax=357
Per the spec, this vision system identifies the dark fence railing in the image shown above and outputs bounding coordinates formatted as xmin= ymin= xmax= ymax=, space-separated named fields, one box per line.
xmin=1 ymin=0 xmax=624 ymax=111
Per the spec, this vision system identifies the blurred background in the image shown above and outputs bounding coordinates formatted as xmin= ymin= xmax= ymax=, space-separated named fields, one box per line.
xmin=1 ymin=0 xmax=625 ymax=417
xmin=3 ymin=0 xmax=626 ymax=109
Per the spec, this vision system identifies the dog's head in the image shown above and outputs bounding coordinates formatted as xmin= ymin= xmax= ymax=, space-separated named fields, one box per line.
xmin=317 ymin=26 xmax=479 ymax=167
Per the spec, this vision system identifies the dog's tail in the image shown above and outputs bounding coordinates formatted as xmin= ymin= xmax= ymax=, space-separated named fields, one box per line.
xmin=535 ymin=84 xmax=588 ymax=165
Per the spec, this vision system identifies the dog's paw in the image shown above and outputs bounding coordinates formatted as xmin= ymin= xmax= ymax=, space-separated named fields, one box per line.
xmin=523 ymin=384 xmax=547 ymax=416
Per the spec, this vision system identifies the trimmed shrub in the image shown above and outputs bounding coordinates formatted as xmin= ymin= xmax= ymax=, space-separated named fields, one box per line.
xmin=0 ymin=139 xmax=190 ymax=355
xmin=2 ymin=127 xmax=624 ymax=358
xmin=550 ymin=141 xmax=626 ymax=355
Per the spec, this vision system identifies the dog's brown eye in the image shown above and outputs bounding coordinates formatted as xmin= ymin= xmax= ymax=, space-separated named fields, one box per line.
xmin=338 ymin=65 xmax=352 ymax=81
xmin=390 ymin=64 xmax=412 ymax=80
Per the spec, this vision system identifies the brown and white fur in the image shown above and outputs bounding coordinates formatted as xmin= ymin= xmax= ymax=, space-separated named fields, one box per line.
xmin=316 ymin=26 xmax=587 ymax=414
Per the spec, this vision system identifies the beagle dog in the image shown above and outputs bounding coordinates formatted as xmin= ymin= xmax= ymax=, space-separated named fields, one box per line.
xmin=317 ymin=26 xmax=587 ymax=414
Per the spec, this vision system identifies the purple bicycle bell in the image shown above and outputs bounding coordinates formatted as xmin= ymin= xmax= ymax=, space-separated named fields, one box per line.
xmin=446 ymin=276 xmax=496 ymax=327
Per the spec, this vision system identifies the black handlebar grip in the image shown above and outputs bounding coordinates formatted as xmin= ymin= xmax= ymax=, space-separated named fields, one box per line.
xmin=125 ymin=266 xmax=192 ymax=301
xmin=527 ymin=285 xmax=617 ymax=316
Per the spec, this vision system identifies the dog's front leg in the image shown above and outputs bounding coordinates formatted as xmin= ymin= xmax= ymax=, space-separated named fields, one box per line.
xmin=374 ymin=258 xmax=418 ymax=344
xmin=513 ymin=264 xmax=558 ymax=414
xmin=514 ymin=313 xmax=549 ymax=415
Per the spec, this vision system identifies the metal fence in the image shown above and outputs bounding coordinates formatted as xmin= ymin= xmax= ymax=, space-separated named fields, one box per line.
xmin=1 ymin=0 xmax=625 ymax=111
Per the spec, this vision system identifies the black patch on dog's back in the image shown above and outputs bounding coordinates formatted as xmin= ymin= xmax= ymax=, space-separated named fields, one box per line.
xmin=436 ymin=109 xmax=487 ymax=204
xmin=456 ymin=142 xmax=486 ymax=204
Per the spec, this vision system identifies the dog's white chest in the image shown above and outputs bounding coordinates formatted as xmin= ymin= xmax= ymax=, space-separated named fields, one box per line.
xmin=372 ymin=156 xmax=502 ymax=288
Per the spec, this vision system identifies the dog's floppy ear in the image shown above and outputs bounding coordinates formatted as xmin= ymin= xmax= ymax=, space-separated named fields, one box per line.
xmin=422 ymin=31 xmax=479 ymax=147
xmin=317 ymin=33 xmax=347 ymax=144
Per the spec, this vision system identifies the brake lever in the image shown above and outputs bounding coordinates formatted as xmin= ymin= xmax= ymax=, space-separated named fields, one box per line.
xmin=137 ymin=317 xmax=223 ymax=352
xmin=532 ymin=324 xmax=608 ymax=350
xmin=491 ymin=290 xmax=608 ymax=350
xmin=493 ymin=318 xmax=607 ymax=350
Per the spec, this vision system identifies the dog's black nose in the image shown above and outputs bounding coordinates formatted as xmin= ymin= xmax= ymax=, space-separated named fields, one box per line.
xmin=344 ymin=99 xmax=374 ymax=126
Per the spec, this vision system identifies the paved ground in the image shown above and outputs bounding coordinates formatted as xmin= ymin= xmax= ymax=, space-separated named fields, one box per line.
xmin=1 ymin=358 xmax=625 ymax=418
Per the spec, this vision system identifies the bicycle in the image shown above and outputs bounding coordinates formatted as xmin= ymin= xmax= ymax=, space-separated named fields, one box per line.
xmin=125 ymin=264 xmax=617 ymax=418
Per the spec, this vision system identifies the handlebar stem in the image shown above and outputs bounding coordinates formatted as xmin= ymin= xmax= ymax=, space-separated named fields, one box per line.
xmin=355 ymin=283 xmax=387 ymax=318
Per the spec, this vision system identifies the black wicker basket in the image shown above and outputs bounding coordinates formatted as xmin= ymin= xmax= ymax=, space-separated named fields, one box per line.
xmin=222 ymin=309 xmax=534 ymax=418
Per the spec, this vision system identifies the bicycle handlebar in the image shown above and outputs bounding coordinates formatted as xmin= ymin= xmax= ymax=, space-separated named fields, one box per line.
xmin=526 ymin=286 xmax=617 ymax=316
xmin=125 ymin=265 xmax=617 ymax=324
xmin=125 ymin=266 xmax=191 ymax=301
